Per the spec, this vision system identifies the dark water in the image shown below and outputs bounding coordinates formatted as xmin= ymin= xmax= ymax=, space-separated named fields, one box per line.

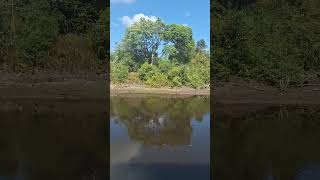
xmin=0 ymin=100 xmax=109 ymax=180
xmin=110 ymin=96 xmax=210 ymax=180
xmin=4 ymin=97 xmax=318 ymax=180
xmin=0 ymin=96 xmax=210 ymax=180
xmin=214 ymin=105 xmax=320 ymax=180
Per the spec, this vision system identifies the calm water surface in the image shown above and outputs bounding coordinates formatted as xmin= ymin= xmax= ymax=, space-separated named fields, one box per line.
xmin=3 ymin=97 xmax=318 ymax=180
xmin=214 ymin=105 xmax=320 ymax=180
xmin=0 ymin=100 xmax=108 ymax=180
xmin=0 ymin=96 xmax=210 ymax=180
xmin=110 ymin=96 xmax=211 ymax=180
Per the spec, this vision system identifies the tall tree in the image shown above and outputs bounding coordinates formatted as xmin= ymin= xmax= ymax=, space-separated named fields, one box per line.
xmin=161 ymin=24 xmax=195 ymax=64
xmin=121 ymin=18 xmax=165 ymax=65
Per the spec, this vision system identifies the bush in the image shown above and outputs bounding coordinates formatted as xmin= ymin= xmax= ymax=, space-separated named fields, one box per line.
xmin=16 ymin=9 xmax=60 ymax=66
xmin=171 ymin=76 xmax=183 ymax=87
xmin=212 ymin=61 xmax=231 ymax=82
xmin=138 ymin=62 xmax=158 ymax=81
xmin=48 ymin=34 xmax=98 ymax=72
xmin=157 ymin=59 xmax=173 ymax=74
xmin=186 ymin=65 xmax=206 ymax=89
xmin=127 ymin=72 xmax=142 ymax=84
xmin=168 ymin=65 xmax=187 ymax=86
xmin=111 ymin=61 xmax=129 ymax=84
xmin=146 ymin=72 xmax=170 ymax=87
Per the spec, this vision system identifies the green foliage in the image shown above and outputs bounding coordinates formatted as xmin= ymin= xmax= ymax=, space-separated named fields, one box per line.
xmin=16 ymin=12 xmax=60 ymax=66
xmin=114 ymin=48 xmax=139 ymax=72
xmin=121 ymin=18 xmax=165 ymax=65
xmin=113 ymin=17 xmax=209 ymax=89
xmin=168 ymin=65 xmax=187 ymax=82
xmin=0 ymin=0 xmax=106 ymax=72
xmin=157 ymin=59 xmax=173 ymax=74
xmin=161 ymin=24 xmax=195 ymax=64
xmin=127 ymin=72 xmax=142 ymax=84
xmin=111 ymin=61 xmax=129 ymax=84
xmin=48 ymin=34 xmax=97 ymax=72
xmin=196 ymin=39 xmax=207 ymax=52
xmin=161 ymin=45 xmax=176 ymax=59
xmin=49 ymin=0 xmax=99 ymax=35
xmin=138 ymin=62 xmax=158 ymax=81
xmin=171 ymin=76 xmax=183 ymax=87
xmin=213 ymin=0 xmax=320 ymax=86
xmin=212 ymin=61 xmax=231 ymax=82
xmin=185 ymin=65 xmax=206 ymax=89
xmin=146 ymin=72 xmax=170 ymax=87
xmin=90 ymin=7 xmax=109 ymax=60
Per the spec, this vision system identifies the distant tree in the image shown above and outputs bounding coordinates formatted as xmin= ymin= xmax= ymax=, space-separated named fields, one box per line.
xmin=49 ymin=0 xmax=99 ymax=35
xmin=121 ymin=18 xmax=165 ymax=65
xmin=196 ymin=39 xmax=207 ymax=52
xmin=161 ymin=24 xmax=195 ymax=64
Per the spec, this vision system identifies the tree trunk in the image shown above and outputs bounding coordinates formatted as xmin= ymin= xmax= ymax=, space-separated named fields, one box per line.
xmin=151 ymin=53 xmax=154 ymax=65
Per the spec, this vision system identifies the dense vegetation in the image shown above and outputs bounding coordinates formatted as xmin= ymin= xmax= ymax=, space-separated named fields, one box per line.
xmin=0 ymin=0 xmax=108 ymax=73
xmin=212 ymin=0 xmax=320 ymax=87
xmin=111 ymin=18 xmax=210 ymax=89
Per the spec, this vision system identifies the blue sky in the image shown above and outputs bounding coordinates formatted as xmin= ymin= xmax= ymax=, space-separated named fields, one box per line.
xmin=110 ymin=0 xmax=210 ymax=51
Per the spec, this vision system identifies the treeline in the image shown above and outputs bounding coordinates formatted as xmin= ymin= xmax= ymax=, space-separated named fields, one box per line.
xmin=212 ymin=0 xmax=320 ymax=87
xmin=0 ymin=0 xmax=108 ymax=73
xmin=111 ymin=18 xmax=210 ymax=89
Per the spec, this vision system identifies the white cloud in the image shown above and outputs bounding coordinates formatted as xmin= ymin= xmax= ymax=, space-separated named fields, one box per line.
xmin=111 ymin=0 xmax=136 ymax=4
xmin=121 ymin=13 xmax=158 ymax=27
xmin=182 ymin=24 xmax=189 ymax=27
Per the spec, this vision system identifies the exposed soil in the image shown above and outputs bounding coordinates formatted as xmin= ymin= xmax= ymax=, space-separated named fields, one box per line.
xmin=1 ymin=72 xmax=319 ymax=106
xmin=110 ymin=84 xmax=210 ymax=96
xmin=214 ymin=80 xmax=320 ymax=105
xmin=0 ymin=72 xmax=108 ymax=100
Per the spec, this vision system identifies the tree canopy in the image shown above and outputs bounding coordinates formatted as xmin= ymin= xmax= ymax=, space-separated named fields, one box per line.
xmin=0 ymin=0 xmax=109 ymax=72
xmin=212 ymin=0 xmax=320 ymax=86
xmin=111 ymin=18 xmax=210 ymax=89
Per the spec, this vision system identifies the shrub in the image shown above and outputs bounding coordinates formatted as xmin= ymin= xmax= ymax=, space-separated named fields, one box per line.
xmin=138 ymin=62 xmax=158 ymax=81
xmin=146 ymin=72 xmax=170 ymax=87
xmin=157 ymin=59 xmax=173 ymax=73
xmin=168 ymin=65 xmax=187 ymax=86
xmin=127 ymin=72 xmax=142 ymax=84
xmin=111 ymin=61 xmax=129 ymax=83
xmin=48 ymin=34 xmax=98 ymax=72
xmin=186 ymin=65 xmax=206 ymax=89
xmin=212 ymin=61 xmax=231 ymax=82
xmin=14 ymin=9 xmax=60 ymax=66
xmin=171 ymin=76 xmax=183 ymax=87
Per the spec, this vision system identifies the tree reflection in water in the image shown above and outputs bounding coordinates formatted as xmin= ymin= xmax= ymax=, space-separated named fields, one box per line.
xmin=111 ymin=96 xmax=210 ymax=147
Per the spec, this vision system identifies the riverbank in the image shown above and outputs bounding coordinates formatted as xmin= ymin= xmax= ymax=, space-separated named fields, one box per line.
xmin=214 ymin=80 xmax=320 ymax=105
xmin=1 ymin=72 xmax=320 ymax=104
xmin=110 ymin=84 xmax=210 ymax=96
xmin=0 ymin=72 xmax=107 ymax=100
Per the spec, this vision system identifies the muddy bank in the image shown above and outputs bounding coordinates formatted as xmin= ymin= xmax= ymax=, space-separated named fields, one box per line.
xmin=1 ymin=72 xmax=319 ymax=104
xmin=0 ymin=72 xmax=108 ymax=100
xmin=214 ymin=81 xmax=320 ymax=105
xmin=110 ymin=84 xmax=210 ymax=96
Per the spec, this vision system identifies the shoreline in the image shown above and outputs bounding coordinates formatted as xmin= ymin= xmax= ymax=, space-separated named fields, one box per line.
xmin=110 ymin=84 xmax=210 ymax=96
xmin=213 ymin=81 xmax=320 ymax=105
xmin=0 ymin=72 xmax=319 ymax=105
